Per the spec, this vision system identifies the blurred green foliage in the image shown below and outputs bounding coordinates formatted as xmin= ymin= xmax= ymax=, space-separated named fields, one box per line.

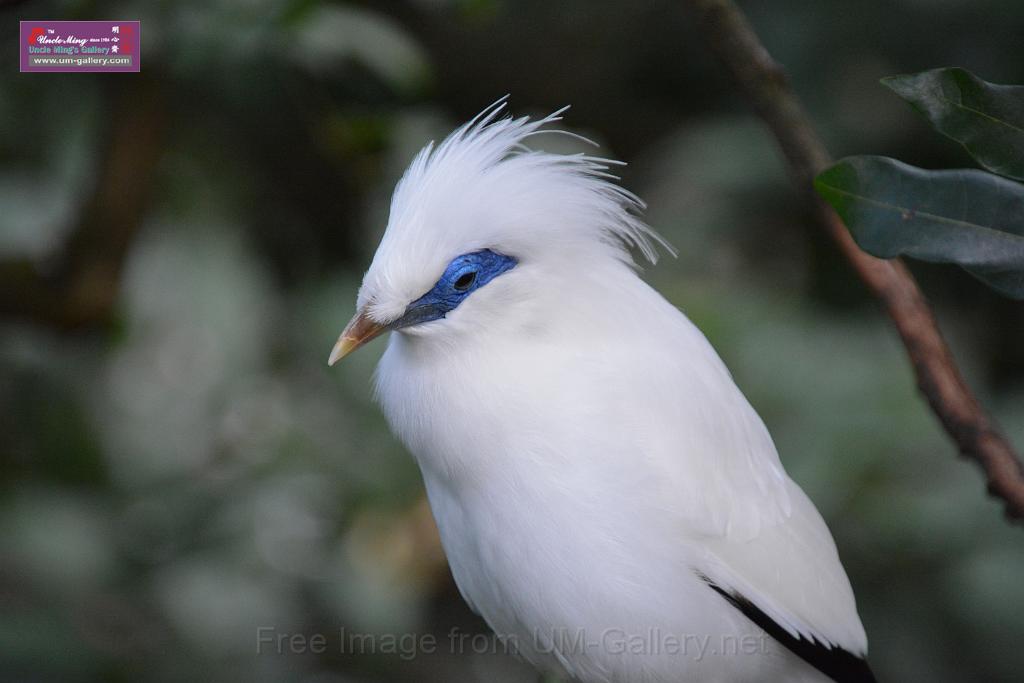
xmin=817 ymin=68 xmax=1024 ymax=299
xmin=2 ymin=1 xmax=1024 ymax=682
xmin=883 ymin=67 xmax=1024 ymax=180
xmin=817 ymin=155 xmax=1024 ymax=298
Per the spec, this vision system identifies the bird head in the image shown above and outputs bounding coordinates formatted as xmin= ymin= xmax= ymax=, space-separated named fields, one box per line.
xmin=328 ymin=98 xmax=672 ymax=365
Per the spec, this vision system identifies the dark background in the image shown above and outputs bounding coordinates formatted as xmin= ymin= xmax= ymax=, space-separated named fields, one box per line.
xmin=2 ymin=1 xmax=1024 ymax=681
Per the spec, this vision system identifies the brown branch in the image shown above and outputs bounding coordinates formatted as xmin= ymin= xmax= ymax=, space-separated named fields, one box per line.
xmin=683 ymin=0 xmax=1024 ymax=521
xmin=0 ymin=77 xmax=167 ymax=330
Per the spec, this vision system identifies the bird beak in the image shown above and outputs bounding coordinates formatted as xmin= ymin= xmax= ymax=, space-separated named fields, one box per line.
xmin=328 ymin=309 xmax=389 ymax=366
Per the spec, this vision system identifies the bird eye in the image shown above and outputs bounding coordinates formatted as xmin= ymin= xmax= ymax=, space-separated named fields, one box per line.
xmin=453 ymin=271 xmax=477 ymax=291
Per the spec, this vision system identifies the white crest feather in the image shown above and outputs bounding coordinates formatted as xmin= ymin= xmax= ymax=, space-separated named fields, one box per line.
xmin=359 ymin=100 xmax=676 ymax=320
xmin=390 ymin=98 xmax=674 ymax=265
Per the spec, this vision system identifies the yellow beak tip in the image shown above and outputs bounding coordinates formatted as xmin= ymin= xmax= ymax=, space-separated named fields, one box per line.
xmin=327 ymin=337 xmax=357 ymax=366
xmin=328 ymin=309 xmax=389 ymax=367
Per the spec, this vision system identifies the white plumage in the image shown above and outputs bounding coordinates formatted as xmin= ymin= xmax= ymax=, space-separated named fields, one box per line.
xmin=330 ymin=100 xmax=873 ymax=683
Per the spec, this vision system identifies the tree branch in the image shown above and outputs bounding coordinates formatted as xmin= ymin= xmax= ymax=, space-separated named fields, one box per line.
xmin=683 ymin=0 xmax=1024 ymax=521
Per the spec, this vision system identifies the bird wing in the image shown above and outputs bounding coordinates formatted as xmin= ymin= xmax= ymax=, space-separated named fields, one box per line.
xmin=694 ymin=496 xmax=875 ymax=682
xmin=695 ymin=482 xmax=869 ymax=655
xmin=624 ymin=303 xmax=869 ymax=660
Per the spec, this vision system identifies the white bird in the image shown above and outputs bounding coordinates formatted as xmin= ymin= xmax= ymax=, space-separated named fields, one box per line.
xmin=329 ymin=100 xmax=875 ymax=683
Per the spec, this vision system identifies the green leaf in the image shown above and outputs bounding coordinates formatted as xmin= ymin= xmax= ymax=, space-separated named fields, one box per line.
xmin=882 ymin=67 xmax=1024 ymax=180
xmin=815 ymin=156 xmax=1024 ymax=298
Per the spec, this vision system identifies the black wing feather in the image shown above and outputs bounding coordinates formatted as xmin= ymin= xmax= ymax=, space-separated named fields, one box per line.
xmin=701 ymin=577 xmax=877 ymax=683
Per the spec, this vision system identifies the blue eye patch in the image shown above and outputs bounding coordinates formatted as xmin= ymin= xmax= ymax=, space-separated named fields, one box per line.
xmin=392 ymin=249 xmax=517 ymax=330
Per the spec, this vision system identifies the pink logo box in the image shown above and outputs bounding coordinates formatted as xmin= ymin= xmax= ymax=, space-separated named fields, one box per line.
xmin=21 ymin=20 xmax=140 ymax=73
